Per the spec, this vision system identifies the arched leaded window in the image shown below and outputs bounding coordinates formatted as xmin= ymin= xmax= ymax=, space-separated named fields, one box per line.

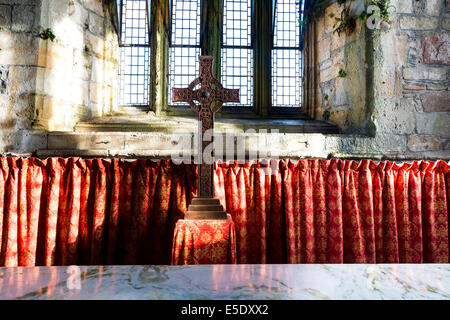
xmin=221 ymin=0 xmax=253 ymax=107
xmin=272 ymin=0 xmax=303 ymax=107
xmin=118 ymin=0 xmax=151 ymax=105
xmin=168 ymin=0 xmax=201 ymax=105
xmin=116 ymin=0 xmax=307 ymax=115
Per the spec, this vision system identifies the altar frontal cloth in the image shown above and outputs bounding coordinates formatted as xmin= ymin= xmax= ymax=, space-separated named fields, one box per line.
xmin=171 ymin=214 xmax=237 ymax=265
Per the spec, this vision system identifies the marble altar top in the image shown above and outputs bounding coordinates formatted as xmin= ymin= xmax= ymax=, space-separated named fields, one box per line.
xmin=0 ymin=264 xmax=449 ymax=300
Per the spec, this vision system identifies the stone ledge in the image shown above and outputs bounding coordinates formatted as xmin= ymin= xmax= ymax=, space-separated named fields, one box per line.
xmin=25 ymin=131 xmax=449 ymax=161
xmin=75 ymin=116 xmax=341 ymax=134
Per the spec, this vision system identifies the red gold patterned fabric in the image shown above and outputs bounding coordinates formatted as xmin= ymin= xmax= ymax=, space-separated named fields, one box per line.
xmin=0 ymin=157 xmax=449 ymax=266
xmin=171 ymin=214 xmax=237 ymax=265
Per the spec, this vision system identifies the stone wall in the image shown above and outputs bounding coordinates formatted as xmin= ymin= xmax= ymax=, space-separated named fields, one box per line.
xmin=312 ymin=0 xmax=371 ymax=134
xmin=310 ymin=0 xmax=449 ymax=159
xmin=0 ymin=0 xmax=118 ymax=152
xmin=0 ymin=0 xmax=448 ymax=160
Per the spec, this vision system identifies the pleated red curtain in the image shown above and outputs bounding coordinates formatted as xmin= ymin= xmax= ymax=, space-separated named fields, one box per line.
xmin=215 ymin=159 xmax=450 ymax=264
xmin=1 ymin=157 xmax=449 ymax=266
xmin=0 ymin=157 xmax=196 ymax=267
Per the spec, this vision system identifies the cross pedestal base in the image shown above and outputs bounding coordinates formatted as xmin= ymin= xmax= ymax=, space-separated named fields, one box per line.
xmin=185 ymin=197 xmax=227 ymax=220
xmin=171 ymin=214 xmax=237 ymax=265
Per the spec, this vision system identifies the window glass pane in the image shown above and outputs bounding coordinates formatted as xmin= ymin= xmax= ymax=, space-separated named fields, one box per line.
xmin=221 ymin=0 xmax=253 ymax=107
xmin=169 ymin=47 xmax=201 ymax=105
xmin=171 ymin=0 xmax=201 ymax=46
xmin=272 ymin=0 xmax=303 ymax=107
xmin=119 ymin=0 xmax=150 ymax=105
xmin=273 ymin=0 xmax=301 ymax=47
xmin=120 ymin=0 xmax=150 ymax=45
xmin=169 ymin=0 xmax=201 ymax=105
xmin=119 ymin=46 xmax=150 ymax=105
xmin=222 ymin=48 xmax=253 ymax=106
xmin=223 ymin=0 xmax=251 ymax=47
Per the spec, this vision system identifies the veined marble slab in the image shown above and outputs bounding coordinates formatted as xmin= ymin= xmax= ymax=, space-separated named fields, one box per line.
xmin=0 ymin=264 xmax=449 ymax=300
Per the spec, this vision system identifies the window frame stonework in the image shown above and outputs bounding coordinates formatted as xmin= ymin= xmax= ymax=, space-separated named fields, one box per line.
xmin=119 ymin=0 xmax=306 ymax=118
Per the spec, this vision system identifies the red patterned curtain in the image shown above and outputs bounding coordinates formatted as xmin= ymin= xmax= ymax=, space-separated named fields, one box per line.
xmin=0 ymin=157 xmax=196 ymax=267
xmin=1 ymin=157 xmax=449 ymax=266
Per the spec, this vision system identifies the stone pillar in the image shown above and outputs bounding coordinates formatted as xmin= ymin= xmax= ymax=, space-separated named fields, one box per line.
xmin=150 ymin=0 xmax=169 ymax=114
xmin=200 ymin=0 xmax=222 ymax=81
xmin=254 ymin=0 xmax=272 ymax=117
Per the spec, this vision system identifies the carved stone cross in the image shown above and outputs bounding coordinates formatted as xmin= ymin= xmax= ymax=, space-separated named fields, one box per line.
xmin=172 ymin=56 xmax=239 ymax=219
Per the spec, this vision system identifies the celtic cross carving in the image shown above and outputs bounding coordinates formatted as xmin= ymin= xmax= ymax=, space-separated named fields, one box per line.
xmin=172 ymin=56 xmax=239 ymax=198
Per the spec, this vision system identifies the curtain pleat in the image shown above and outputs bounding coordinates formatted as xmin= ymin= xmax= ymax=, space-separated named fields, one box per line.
xmin=0 ymin=157 xmax=448 ymax=266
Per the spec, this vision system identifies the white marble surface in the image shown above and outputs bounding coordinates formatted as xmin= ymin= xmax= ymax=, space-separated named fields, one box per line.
xmin=0 ymin=264 xmax=449 ymax=300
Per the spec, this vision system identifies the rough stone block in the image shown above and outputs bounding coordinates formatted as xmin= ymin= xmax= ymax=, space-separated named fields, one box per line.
xmin=443 ymin=19 xmax=450 ymax=31
xmin=315 ymin=15 xmax=325 ymax=41
xmin=68 ymin=0 xmax=89 ymax=27
xmin=9 ymin=93 xmax=35 ymax=127
xmin=319 ymin=59 xmax=332 ymax=71
xmin=319 ymin=66 xmax=335 ymax=83
xmin=89 ymin=82 xmax=106 ymax=104
xmin=331 ymin=31 xmax=346 ymax=51
xmin=85 ymin=32 xmax=105 ymax=59
xmin=403 ymin=83 xmax=426 ymax=90
xmin=37 ymin=41 xmax=75 ymax=71
xmin=427 ymin=84 xmax=448 ymax=91
xmin=318 ymin=36 xmax=331 ymax=62
xmin=57 ymin=22 xmax=85 ymax=51
xmin=125 ymin=133 xmax=184 ymax=151
xmin=393 ymin=0 xmax=413 ymax=14
xmin=325 ymin=2 xmax=341 ymax=34
xmin=48 ymin=132 xmax=125 ymax=150
xmin=91 ymin=55 xmax=105 ymax=82
xmin=80 ymin=0 xmax=104 ymax=16
xmin=403 ymin=65 xmax=447 ymax=81
xmin=360 ymin=133 xmax=408 ymax=153
xmin=35 ymin=64 xmax=74 ymax=101
xmin=12 ymin=4 xmax=37 ymax=32
xmin=12 ymin=129 xmax=48 ymax=153
xmin=36 ymin=149 xmax=109 ymax=158
xmin=0 ymin=65 xmax=8 ymax=94
xmin=70 ymin=79 xmax=89 ymax=106
xmin=373 ymin=98 xmax=417 ymax=135
xmin=88 ymin=12 xmax=104 ymax=36
xmin=327 ymin=107 xmax=349 ymax=130
xmin=416 ymin=112 xmax=450 ymax=137
xmin=0 ymin=31 xmax=39 ymax=65
xmin=421 ymin=33 xmax=450 ymax=66
xmin=399 ymin=16 xmax=438 ymax=30
xmin=7 ymin=66 xmax=37 ymax=95
xmin=325 ymin=133 xmax=407 ymax=154
xmin=376 ymin=67 xmax=398 ymax=98
xmin=407 ymin=135 xmax=442 ymax=152
xmin=0 ymin=4 xmax=11 ymax=28
xmin=1 ymin=0 xmax=37 ymax=4
xmin=334 ymin=77 xmax=348 ymax=106
xmin=381 ymin=33 xmax=407 ymax=67
xmin=421 ymin=91 xmax=450 ymax=112
xmin=72 ymin=50 xmax=92 ymax=81
xmin=425 ymin=0 xmax=442 ymax=16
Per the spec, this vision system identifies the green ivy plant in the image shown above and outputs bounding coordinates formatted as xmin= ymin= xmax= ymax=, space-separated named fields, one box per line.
xmin=338 ymin=69 xmax=347 ymax=77
xmin=298 ymin=0 xmax=331 ymax=27
xmin=299 ymin=0 xmax=394 ymax=35
xmin=333 ymin=7 xmax=357 ymax=35
xmin=39 ymin=28 xmax=56 ymax=42
xmin=322 ymin=109 xmax=331 ymax=120
xmin=361 ymin=0 xmax=395 ymax=30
